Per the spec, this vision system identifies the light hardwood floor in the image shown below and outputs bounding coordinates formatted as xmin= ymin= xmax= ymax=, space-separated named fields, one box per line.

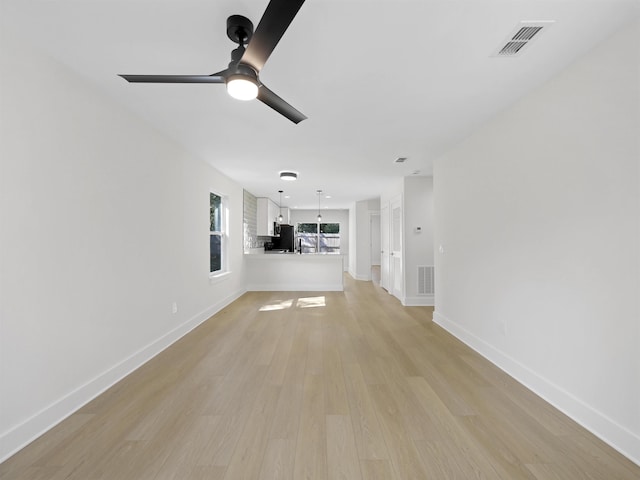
xmin=2 ymin=275 xmax=638 ymax=479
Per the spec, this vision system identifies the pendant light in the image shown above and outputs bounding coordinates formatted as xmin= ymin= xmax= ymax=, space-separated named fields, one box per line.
xmin=316 ymin=189 xmax=322 ymax=223
xmin=278 ymin=190 xmax=284 ymax=223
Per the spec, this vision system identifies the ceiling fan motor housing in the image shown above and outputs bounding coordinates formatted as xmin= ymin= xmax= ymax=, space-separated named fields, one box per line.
xmin=227 ymin=63 xmax=258 ymax=84
xmin=226 ymin=15 xmax=254 ymax=45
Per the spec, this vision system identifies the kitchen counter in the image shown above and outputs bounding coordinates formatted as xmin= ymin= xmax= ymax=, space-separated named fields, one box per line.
xmin=244 ymin=253 xmax=344 ymax=291
xmin=253 ymin=251 xmax=337 ymax=256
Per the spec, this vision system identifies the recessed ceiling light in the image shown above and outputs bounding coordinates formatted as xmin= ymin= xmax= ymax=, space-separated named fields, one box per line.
xmin=280 ymin=171 xmax=298 ymax=181
xmin=284 ymin=195 xmax=290 ymax=199
xmin=325 ymin=195 xmax=332 ymax=199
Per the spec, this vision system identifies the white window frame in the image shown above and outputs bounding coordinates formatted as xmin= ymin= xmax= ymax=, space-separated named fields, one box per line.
xmin=210 ymin=191 xmax=230 ymax=281
xmin=296 ymin=222 xmax=341 ymax=254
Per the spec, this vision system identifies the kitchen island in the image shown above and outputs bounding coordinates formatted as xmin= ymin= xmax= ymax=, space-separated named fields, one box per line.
xmin=244 ymin=253 xmax=344 ymax=291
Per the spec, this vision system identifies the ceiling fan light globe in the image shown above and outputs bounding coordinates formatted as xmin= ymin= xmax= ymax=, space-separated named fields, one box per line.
xmin=226 ymin=76 xmax=258 ymax=101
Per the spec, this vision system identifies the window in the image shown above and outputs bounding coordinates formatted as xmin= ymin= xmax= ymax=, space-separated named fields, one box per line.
xmin=296 ymin=222 xmax=340 ymax=254
xmin=210 ymin=192 xmax=226 ymax=274
xmin=297 ymin=223 xmax=318 ymax=253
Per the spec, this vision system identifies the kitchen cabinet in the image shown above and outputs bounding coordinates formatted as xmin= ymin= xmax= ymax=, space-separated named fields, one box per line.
xmin=257 ymin=198 xmax=280 ymax=236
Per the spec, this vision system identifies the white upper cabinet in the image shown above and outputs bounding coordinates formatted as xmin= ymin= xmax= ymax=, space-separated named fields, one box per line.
xmin=257 ymin=197 xmax=279 ymax=236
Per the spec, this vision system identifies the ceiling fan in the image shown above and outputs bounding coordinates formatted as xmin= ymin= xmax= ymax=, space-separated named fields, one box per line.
xmin=119 ymin=0 xmax=307 ymax=124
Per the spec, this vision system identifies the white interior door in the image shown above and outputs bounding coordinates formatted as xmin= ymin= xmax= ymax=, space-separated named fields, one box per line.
xmin=390 ymin=197 xmax=403 ymax=300
xmin=380 ymin=205 xmax=390 ymax=291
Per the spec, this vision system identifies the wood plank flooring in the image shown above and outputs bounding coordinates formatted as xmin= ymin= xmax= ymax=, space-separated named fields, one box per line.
xmin=2 ymin=276 xmax=639 ymax=479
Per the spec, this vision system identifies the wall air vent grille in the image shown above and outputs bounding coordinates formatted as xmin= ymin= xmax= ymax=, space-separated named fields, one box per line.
xmin=417 ymin=265 xmax=434 ymax=296
xmin=493 ymin=21 xmax=554 ymax=57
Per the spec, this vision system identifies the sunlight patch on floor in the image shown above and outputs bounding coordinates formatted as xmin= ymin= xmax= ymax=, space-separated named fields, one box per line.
xmin=259 ymin=299 xmax=294 ymax=311
xmin=259 ymin=296 xmax=326 ymax=311
xmin=296 ymin=296 xmax=326 ymax=309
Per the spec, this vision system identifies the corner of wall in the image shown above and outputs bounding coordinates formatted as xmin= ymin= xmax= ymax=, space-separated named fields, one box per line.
xmin=432 ymin=311 xmax=640 ymax=466
xmin=0 ymin=287 xmax=245 ymax=463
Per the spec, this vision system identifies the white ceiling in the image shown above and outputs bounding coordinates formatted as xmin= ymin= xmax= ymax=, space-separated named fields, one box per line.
xmin=2 ymin=0 xmax=639 ymax=209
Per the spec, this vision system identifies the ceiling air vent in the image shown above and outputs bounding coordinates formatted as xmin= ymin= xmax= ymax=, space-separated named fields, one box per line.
xmin=394 ymin=157 xmax=408 ymax=163
xmin=492 ymin=21 xmax=554 ymax=57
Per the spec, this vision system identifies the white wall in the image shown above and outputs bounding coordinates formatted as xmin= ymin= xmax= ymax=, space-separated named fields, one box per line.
xmin=348 ymin=204 xmax=357 ymax=276
xmin=434 ymin=20 xmax=640 ymax=463
xmin=403 ymin=176 xmax=434 ymax=305
xmin=289 ymin=209 xmax=349 ymax=271
xmin=0 ymin=31 xmax=246 ymax=461
xmin=370 ymin=214 xmax=381 ymax=266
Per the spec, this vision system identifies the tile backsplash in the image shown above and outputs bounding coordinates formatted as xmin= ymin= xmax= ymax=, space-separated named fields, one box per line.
xmin=244 ymin=189 xmax=271 ymax=251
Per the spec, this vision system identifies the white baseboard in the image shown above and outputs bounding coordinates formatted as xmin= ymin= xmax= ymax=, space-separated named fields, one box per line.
xmin=246 ymin=283 xmax=343 ymax=292
xmin=432 ymin=311 xmax=640 ymax=467
xmin=0 ymin=288 xmax=246 ymax=464
xmin=347 ymin=270 xmax=371 ymax=281
xmin=402 ymin=295 xmax=434 ymax=306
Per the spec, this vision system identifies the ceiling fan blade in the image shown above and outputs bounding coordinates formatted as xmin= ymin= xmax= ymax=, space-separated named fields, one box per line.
xmin=257 ymin=84 xmax=306 ymax=124
xmin=240 ymin=0 xmax=306 ymax=73
xmin=119 ymin=74 xmax=225 ymax=83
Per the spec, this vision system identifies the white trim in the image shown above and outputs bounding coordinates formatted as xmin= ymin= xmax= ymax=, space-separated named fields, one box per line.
xmin=0 ymin=288 xmax=246 ymax=463
xmin=209 ymin=270 xmax=232 ymax=284
xmin=402 ymin=295 xmax=434 ymax=306
xmin=348 ymin=269 xmax=371 ymax=281
xmin=432 ymin=311 xmax=640 ymax=466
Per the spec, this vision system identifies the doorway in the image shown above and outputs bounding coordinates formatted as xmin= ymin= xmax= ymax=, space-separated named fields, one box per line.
xmin=390 ymin=196 xmax=403 ymax=300
xmin=380 ymin=205 xmax=390 ymax=291
xmin=370 ymin=212 xmax=381 ymax=285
